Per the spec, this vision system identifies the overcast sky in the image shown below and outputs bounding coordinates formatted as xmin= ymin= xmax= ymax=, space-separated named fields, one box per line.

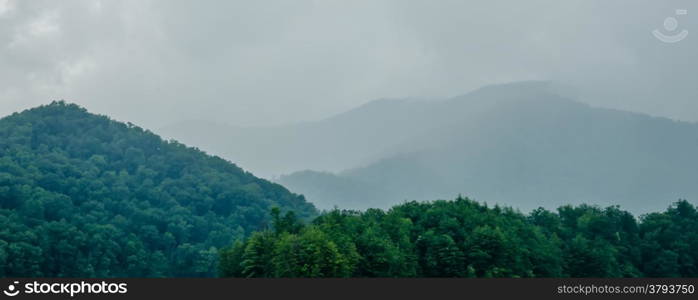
xmin=1 ymin=0 xmax=696 ymax=130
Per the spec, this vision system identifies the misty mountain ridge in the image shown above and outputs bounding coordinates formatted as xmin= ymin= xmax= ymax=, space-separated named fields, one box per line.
xmin=160 ymin=81 xmax=561 ymax=177
xmin=161 ymin=81 xmax=698 ymax=213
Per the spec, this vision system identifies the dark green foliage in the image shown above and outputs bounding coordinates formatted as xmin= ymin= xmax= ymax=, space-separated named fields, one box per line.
xmin=639 ymin=200 xmax=698 ymax=277
xmin=221 ymin=198 xmax=698 ymax=277
xmin=0 ymin=102 xmax=316 ymax=277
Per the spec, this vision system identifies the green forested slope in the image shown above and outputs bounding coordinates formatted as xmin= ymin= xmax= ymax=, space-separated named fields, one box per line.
xmin=221 ymin=197 xmax=698 ymax=277
xmin=0 ymin=101 xmax=316 ymax=277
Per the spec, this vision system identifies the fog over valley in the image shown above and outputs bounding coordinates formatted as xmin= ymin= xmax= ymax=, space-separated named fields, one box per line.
xmin=163 ymin=82 xmax=698 ymax=213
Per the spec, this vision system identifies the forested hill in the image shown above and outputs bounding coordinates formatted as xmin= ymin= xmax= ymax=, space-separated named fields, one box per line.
xmin=0 ymin=101 xmax=316 ymax=277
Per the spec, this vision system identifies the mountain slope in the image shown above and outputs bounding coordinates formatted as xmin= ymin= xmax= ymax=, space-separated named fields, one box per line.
xmin=159 ymin=97 xmax=445 ymax=177
xmin=0 ymin=101 xmax=316 ymax=277
xmin=159 ymin=82 xmax=570 ymax=178
xmin=278 ymin=82 xmax=698 ymax=212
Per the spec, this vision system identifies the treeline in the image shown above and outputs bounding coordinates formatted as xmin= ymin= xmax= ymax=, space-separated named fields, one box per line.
xmin=220 ymin=197 xmax=698 ymax=277
xmin=0 ymin=102 xmax=316 ymax=277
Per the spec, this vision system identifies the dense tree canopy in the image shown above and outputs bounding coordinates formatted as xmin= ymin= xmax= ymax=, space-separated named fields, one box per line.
xmin=0 ymin=102 xmax=316 ymax=277
xmin=221 ymin=197 xmax=698 ymax=277
xmin=1 ymin=102 xmax=696 ymax=279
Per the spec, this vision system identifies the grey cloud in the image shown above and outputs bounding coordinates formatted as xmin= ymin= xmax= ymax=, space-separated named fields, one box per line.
xmin=0 ymin=0 xmax=696 ymax=130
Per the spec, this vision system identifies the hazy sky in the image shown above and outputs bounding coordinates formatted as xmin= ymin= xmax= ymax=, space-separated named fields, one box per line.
xmin=1 ymin=0 xmax=696 ymax=130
